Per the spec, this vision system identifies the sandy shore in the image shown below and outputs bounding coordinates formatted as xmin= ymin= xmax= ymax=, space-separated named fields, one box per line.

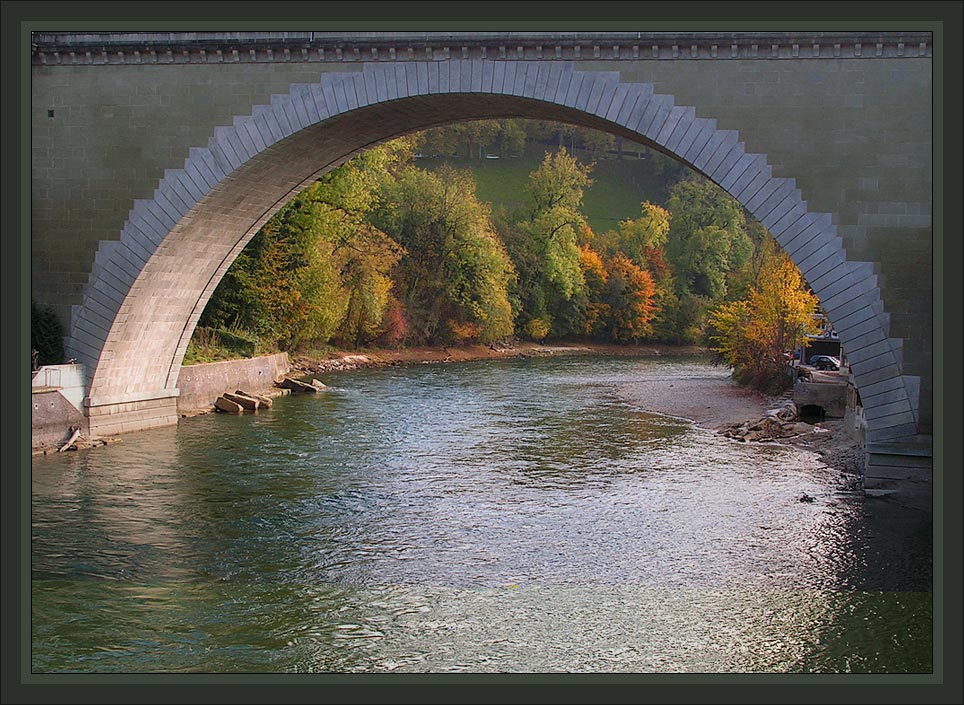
xmin=616 ymin=374 xmax=773 ymax=429
xmin=616 ymin=372 xmax=865 ymax=475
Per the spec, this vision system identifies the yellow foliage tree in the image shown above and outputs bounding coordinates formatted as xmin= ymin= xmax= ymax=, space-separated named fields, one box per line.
xmin=710 ymin=253 xmax=820 ymax=392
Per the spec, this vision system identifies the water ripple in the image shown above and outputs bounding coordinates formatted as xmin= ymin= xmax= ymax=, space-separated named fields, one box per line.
xmin=32 ymin=356 xmax=931 ymax=673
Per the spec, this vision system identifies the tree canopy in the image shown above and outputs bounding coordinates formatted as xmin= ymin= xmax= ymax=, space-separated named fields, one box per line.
xmin=190 ymin=121 xmax=820 ymax=383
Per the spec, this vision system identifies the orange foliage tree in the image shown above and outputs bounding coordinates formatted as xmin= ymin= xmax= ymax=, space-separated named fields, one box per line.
xmin=709 ymin=254 xmax=820 ymax=392
xmin=596 ymin=254 xmax=658 ymax=342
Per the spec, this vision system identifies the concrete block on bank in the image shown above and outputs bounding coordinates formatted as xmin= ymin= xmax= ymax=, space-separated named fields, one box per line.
xmin=223 ymin=392 xmax=259 ymax=411
xmin=215 ymin=396 xmax=243 ymax=413
xmin=281 ymin=377 xmax=320 ymax=393
xmin=239 ymin=391 xmax=273 ymax=408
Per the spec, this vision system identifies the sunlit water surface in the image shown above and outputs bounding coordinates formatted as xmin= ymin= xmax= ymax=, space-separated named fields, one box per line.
xmin=32 ymin=356 xmax=932 ymax=673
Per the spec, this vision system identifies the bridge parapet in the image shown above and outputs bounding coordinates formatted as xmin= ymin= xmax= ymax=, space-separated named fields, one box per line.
xmin=31 ymin=30 xmax=932 ymax=65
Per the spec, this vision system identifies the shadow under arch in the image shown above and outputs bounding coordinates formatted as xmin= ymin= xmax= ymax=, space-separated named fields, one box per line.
xmin=66 ymin=60 xmax=920 ymax=444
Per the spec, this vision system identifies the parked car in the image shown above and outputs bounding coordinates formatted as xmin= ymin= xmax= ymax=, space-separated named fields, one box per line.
xmin=808 ymin=355 xmax=841 ymax=371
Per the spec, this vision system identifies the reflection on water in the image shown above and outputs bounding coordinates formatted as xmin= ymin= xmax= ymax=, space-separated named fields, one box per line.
xmin=32 ymin=356 xmax=932 ymax=673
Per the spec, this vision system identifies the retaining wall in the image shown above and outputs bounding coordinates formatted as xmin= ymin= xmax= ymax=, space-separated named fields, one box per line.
xmin=32 ymin=389 xmax=86 ymax=449
xmin=175 ymin=353 xmax=290 ymax=413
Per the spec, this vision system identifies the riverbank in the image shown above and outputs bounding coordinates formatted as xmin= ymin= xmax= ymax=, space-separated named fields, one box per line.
xmin=614 ymin=372 xmax=864 ymax=476
xmin=288 ymin=340 xmax=708 ymax=375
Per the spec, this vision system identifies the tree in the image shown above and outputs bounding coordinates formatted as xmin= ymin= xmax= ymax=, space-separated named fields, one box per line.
xmin=525 ymin=147 xmax=593 ymax=215
xmin=662 ymin=176 xmax=752 ymax=343
xmin=665 ymin=176 xmax=751 ymax=300
xmin=333 ymin=227 xmax=404 ymax=349
xmin=508 ymin=148 xmax=594 ymax=338
xmin=414 ymin=124 xmax=461 ymax=157
xmin=709 ymin=252 xmax=820 ymax=393
xmin=578 ymin=245 xmax=609 ymax=335
xmin=31 ymin=301 xmax=65 ymax=367
xmin=593 ymin=202 xmax=675 ymax=343
xmin=199 ymin=140 xmax=413 ymax=352
xmin=596 ymin=254 xmax=658 ymax=342
xmin=497 ymin=120 xmax=527 ymax=157
xmin=376 ymin=165 xmax=516 ymax=344
xmin=200 ymin=200 xmax=343 ymax=351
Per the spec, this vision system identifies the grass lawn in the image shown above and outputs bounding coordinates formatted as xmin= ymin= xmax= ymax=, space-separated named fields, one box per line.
xmin=418 ymin=146 xmax=680 ymax=234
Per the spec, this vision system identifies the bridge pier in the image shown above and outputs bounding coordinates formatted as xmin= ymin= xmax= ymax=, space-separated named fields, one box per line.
xmin=864 ymin=439 xmax=933 ymax=512
xmin=84 ymin=390 xmax=180 ymax=438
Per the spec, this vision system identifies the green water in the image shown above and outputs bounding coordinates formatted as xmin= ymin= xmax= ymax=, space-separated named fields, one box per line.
xmin=31 ymin=356 xmax=932 ymax=673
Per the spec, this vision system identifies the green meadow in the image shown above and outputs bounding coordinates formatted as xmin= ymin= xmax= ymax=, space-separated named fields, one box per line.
xmin=417 ymin=146 xmax=681 ymax=235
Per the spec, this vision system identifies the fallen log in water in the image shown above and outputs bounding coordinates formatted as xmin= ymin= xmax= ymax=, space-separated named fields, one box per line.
xmin=58 ymin=426 xmax=81 ymax=452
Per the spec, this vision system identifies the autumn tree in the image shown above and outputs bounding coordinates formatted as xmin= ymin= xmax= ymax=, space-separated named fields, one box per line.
xmin=199 ymin=195 xmax=344 ymax=351
xmin=578 ymin=245 xmax=609 ymax=335
xmin=333 ymin=227 xmax=404 ymax=349
xmin=596 ymin=254 xmax=658 ymax=342
xmin=709 ymin=250 xmax=820 ymax=393
xmin=592 ymin=201 xmax=673 ymax=341
xmin=375 ymin=165 xmax=515 ymax=344
xmin=199 ymin=141 xmax=413 ymax=352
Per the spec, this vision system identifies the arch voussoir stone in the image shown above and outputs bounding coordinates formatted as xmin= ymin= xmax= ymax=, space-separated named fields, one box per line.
xmin=677 ymin=118 xmax=717 ymax=164
xmin=65 ymin=59 xmax=920 ymax=450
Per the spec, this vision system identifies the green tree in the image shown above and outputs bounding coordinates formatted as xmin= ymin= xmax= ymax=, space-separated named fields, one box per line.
xmin=665 ymin=176 xmax=751 ymax=302
xmin=497 ymin=120 xmax=527 ymax=157
xmin=376 ymin=165 xmax=516 ymax=344
xmin=662 ymin=176 xmax=752 ymax=343
xmin=414 ymin=125 xmax=461 ymax=158
xmin=509 ymin=148 xmax=594 ymax=338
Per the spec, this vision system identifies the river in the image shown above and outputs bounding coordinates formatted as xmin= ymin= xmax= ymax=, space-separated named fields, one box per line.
xmin=31 ymin=356 xmax=932 ymax=673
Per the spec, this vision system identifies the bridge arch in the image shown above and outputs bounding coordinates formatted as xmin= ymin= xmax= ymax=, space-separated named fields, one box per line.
xmin=66 ymin=59 xmax=919 ymax=444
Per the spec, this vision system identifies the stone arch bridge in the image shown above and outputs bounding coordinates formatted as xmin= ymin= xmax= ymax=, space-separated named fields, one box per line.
xmin=30 ymin=31 xmax=933 ymax=484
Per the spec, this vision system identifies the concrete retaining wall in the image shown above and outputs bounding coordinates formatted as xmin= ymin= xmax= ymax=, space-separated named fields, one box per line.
xmin=32 ymin=389 xmax=86 ymax=449
xmin=31 ymin=364 xmax=87 ymax=411
xmin=176 ymin=353 xmax=290 ymax=413
xmin=793 ymin=376 xmax=848 ymax=418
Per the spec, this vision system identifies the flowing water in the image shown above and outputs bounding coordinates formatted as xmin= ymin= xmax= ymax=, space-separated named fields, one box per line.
xmin=31 ymin=356 xmax=932 ymax=673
